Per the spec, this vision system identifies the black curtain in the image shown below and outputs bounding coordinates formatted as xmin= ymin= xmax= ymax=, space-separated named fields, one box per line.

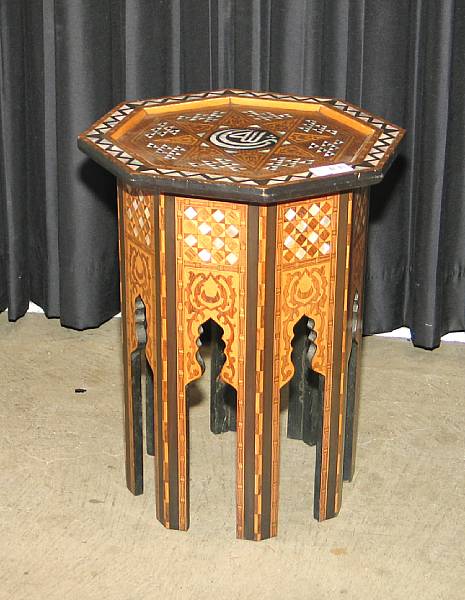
xmin=1 ymin=0 xmax=464 ymax=349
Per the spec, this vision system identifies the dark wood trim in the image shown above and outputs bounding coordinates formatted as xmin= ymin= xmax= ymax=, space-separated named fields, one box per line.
xmin=344 ymin=188 xmax=370 ymax=482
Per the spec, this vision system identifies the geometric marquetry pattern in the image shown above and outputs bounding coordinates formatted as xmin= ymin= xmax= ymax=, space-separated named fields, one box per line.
xmin=146 ymin=142 xmax=186 ymax=160
xmin=176 ymin=110 xmax=226 ymax=123
xmin=264 ymin=156 xmax=315 ymax=172
xmin=145 ymin=122 xmax=181 ymax=138
xmin=125 ymin=191 xmax=152 ymax=247
xmin=282 ymin=200 xmax=332 ymax=262
xmin=298 ymin=119 xmax=338 ymax=135
xmin=242 ymin=109 xmax=293 ymax=121
xmin=80 ymin=89 xmax=404 ymax=190
xmin=307 ymin=139 xmax=345 ymax=158
xmin=182 ymin=204 xmax=241 ymax=266
xmin=352 ymin=190 xmax=368 ymax=243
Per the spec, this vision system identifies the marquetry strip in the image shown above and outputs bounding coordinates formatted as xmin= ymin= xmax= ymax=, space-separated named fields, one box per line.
xmin=243 ymin=206 xmax=260 ymax=540
xmin=253 ymin=207 xmax=268 ymax=539
xmin=236 ymin=215 xmax=248 ymax=539
xmin=271 ymin=205 xmax=284 ymax=537
xmin=260 ymin=205 xmax=278 ymax=539
xmin=164 ymin=197 xmax=181 ymax=529
xmin=175 ymin=197 xmax=189 ymax=531
xmin=158 ymin=195 xmax=171 ymax=527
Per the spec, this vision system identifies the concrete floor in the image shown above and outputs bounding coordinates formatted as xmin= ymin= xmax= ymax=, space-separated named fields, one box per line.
xmin=0 ymin=313 xmax=464 ymax=600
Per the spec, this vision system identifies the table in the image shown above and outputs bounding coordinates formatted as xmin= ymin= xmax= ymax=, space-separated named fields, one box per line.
xmin=78 ymin=89 xmax=404 ymax=540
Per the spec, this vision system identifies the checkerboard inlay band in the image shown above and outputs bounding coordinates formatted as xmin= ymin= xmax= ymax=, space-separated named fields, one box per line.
xmin=126 ymin=193 xmax=152 ymax=247
xmin=282 ymin=200 xmax=333 ymax=262
xmin=182 ymin=205 xmax=241 ymax=266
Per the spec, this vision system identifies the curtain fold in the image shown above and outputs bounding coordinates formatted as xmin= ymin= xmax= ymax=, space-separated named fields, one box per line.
xmin=0 ymin=0 xmax=464 ymax=347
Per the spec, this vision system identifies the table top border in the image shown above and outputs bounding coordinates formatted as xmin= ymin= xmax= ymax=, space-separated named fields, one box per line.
xmin=78 ymin=89 xmax=405 ymax=203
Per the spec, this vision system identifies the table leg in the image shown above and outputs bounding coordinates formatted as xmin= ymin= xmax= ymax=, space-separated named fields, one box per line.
xmin=312 ymin=193 xmax=351 ymax=522
xmin=236 ymin=205 xmax=280 ymax=541
xmin=343 ymin=189 xmax=369 ymax=482
xmin=120 ymin=297 xmax=145 ymax=496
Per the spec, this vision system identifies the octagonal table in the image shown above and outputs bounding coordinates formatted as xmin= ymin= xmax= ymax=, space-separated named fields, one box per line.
xmin=78 ymin=89 xmax=404 ymax=541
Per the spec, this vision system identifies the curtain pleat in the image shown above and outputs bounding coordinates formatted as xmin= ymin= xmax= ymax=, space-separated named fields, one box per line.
xmin=0 ymin=0 xmax=464 ymax=346
xmin=0 ymin=2 xmax=29 ymax=320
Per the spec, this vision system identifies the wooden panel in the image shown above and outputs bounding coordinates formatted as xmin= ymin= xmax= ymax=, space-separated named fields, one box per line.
xmin=118 ymin=183 xmax=157 ymax=497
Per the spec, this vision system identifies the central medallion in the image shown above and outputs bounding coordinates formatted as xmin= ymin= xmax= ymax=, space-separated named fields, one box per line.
xmin=209 ymin=128 xmax=278 ymax=150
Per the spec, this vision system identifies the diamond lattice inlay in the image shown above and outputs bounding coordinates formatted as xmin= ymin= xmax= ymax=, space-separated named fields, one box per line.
xmin=146 ymin=142 xmax=186 ymax=160
xmin=188 ymin=157 xmax=247 ymax=172
xmin=126 ymin=193 xmax=152 ymax=246
xmin=242 ymin=110 xmax=293 ymax=121
xmin=298 ymin=119 xmax=338 ymax=135
xmin=182 ymin=205 xmax=241 ymax=265
xmin=265 ymin=156 xmax=314 ymax=171
xmin=282 ymin=200 xmax=333 ymax=262
xmin=177 ymin=110 xmax=226 ymax=123
xmin=145 ymin=122 xmax=181 ymax=138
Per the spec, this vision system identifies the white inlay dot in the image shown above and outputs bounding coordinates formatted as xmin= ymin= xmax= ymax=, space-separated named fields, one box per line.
xmin=296 ymin=221 xmax=308 ymax=232
xmin=284 ymin=235 xmax=295 ymax=249
xmin=226 ymin=253 xmax=238 ymax=265
xmin=320 ymin=215 xmax=331 ymax=228
xmin=285 ymin=208 xmax=296 ymax=221
xmin=309 ymin=204 xmax=320 ymax=216
xmin=198 ymin=222 xmax=212 ymax=235
xmin=213 ymin=237 xmax=225 ymax=249
xmin=212 ymin=210 xmax=225 ymax=222
xmin=309 ymin=232 xmax=319 ymax=244
xmin=226 ymin=224 xmax=239 ymax=237
xmin=321 ymin=243 xmax=331 ymax=255
xmin=198 ymin=249 xmax=212 ymax=262
xmin=184 ymin=207 xmax=197 ymax=219
xmin=185 ymin=234 xmax=197 ymax=247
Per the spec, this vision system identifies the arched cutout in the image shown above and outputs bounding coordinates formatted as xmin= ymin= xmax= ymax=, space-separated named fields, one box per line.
xmin=286 ymin=315 xmax=325 ymax=447
xmin=188 ymin=318 xmax=238 ymax=434
xmin=128 ymin=296 xmax=150 ymax=493
xmin=132 ymin=296 xmax=155 ymax=458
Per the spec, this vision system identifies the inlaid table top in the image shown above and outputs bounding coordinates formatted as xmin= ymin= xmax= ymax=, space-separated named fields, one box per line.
xmin=78 ymin=89 xmax=404 ymax=204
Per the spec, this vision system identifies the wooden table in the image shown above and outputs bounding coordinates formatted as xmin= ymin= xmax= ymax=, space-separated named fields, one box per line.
xmin=78 ymin=89 xmax=404 ymax=541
